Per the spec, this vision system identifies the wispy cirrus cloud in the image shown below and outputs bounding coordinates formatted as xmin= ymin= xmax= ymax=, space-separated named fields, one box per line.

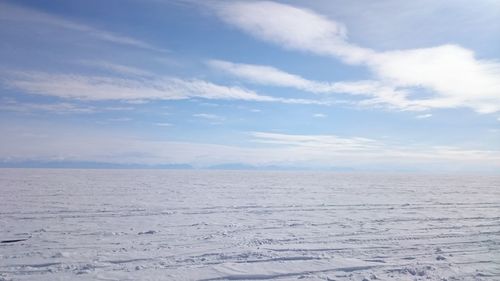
xmin=0 ymin=98 xmax=95 ymax=114
xmin=108 ymin=117 xmax=132 ymax=122
xmin=1 ymin=67 xmax=328 ymax=105
xmin=193 ymin=113 xmax=225 ymax=124
xmin=208 ymin=59 xmax=422 ymax=111
xmin=214 ymin=1 xmax=500 ymax=114
xmin=251 ymin=132 xmax=379 ymax=151
xmin=416 ymin=114 xmax=432 ymax=119
xmin=77 ymin=60 xmax=154 ymax=77
xmin=208 ymin=59 xmax=320 ymax=91
xmin=193 ymin=113 xmax=224 ymax=121
xmin=155 ymin=122 xmax=172 ymax=127
xmin=0 ymin=2 xmax=167 ymax=52
xmin=313 ymin=113 xmax=327 ymax=118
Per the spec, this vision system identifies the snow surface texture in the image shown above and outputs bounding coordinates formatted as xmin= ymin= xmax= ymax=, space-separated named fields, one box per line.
xmin=0 ymin=169 xmax=499 ymax=281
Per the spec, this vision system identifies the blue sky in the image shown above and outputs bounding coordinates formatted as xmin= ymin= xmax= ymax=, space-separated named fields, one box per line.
xmin=1 ymin=0 xmax=499 ymax=172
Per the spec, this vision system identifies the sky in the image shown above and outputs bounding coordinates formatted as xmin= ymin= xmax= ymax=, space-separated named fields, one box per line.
xmin=0 ymin=0 xmax=499 ymax=172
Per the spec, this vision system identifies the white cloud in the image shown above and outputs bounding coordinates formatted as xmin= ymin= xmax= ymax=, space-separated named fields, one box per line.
xmin=251 ymin=132 xmax=379 ymax=151
xmin=216 ymin=1 xmax=369 ymax=64
xmin=313 ymin=113 xmax=327 ymax=118
xmin=155 ymin=122 xmax=172 ymax=127
xmin=215 ymin=1 xmax=500 ymax=113
xmin=0 ymin=98 xmax=95 ymax=114
xmin=0 ymin=2 xmax=166 ymax=52
xmin=209 ymin=59 xmax=422 ymax=111
xmin=208 ymin=59 xmax=315 ymax=90
xmin=193 ymin=113 xmax=224 ymax=121
xmin=103 ymin=106 xmax=135 ymax=111
xmin=416 ymin=114 xmax=432 ymax=119
xmin=78 ymin=61 xmax=153 ymax=77
xmin=371 ymin=45 xmax=500 ymax=113
xmin=0 ymin=69 xmax=329 ymax=105
xmin=2 ymin=70 xmax=327 ymax=105
xmin=125 ymin=100 xmax=150 ymax=105
xmin=108 ymin=117 xmax=132 ymax=122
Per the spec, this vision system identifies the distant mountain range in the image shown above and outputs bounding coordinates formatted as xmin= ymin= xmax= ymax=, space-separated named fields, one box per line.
xmin=206 ymin=163 xmax=355 ymax=171
xmin=0 ymin=161 xmax=193 ymax=169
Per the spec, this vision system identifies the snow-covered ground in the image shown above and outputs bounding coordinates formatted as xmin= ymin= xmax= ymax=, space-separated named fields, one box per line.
xmin=0 ymin=169 xmax=499 ymax=280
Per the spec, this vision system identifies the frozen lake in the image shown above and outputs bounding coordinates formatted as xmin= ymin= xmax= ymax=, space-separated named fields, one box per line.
xmin=1 ymin=169 xmax=499 ymax=280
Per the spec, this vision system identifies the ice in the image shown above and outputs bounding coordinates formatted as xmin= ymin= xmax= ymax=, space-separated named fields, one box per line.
xmin=0 ymin=169 xmax=499 ymax=280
